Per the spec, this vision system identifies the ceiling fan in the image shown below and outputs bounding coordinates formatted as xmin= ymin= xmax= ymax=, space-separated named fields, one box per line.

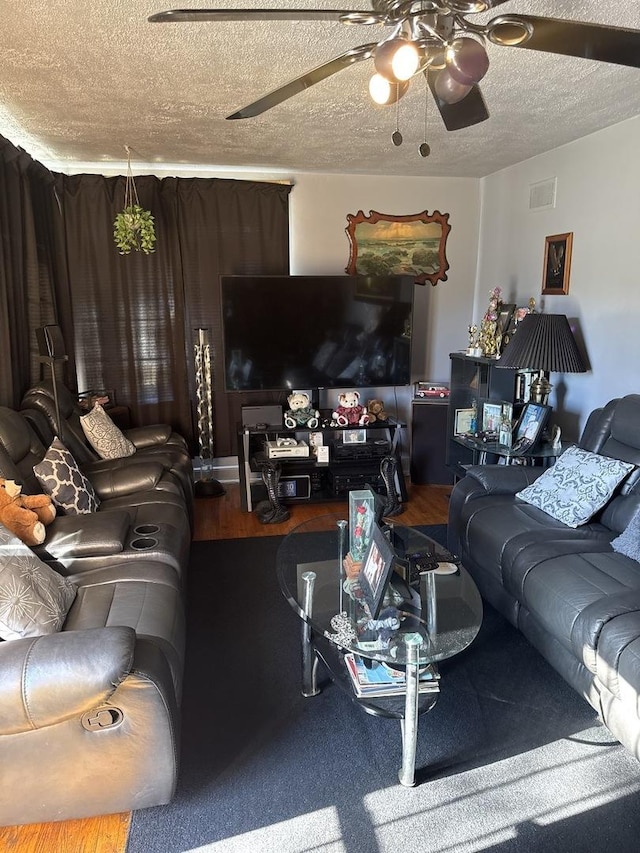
xmin=149 ymin=2 xmax=640 ymax=135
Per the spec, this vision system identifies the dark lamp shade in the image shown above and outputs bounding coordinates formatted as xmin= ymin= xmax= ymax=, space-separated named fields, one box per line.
xmin=498 ymin=313 xmax=587 ymax=373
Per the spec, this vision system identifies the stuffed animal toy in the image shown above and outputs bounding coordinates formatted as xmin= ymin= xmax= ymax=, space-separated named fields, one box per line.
xmin=284 ymin=391 xmax=320 ymax=429
xmin=332 ymin=391 xmax=370 ymax=426
xmin=366 ymin=399 xmax=388 ymax=424
xmin=0 ymin=479 xmax=56 ymax=546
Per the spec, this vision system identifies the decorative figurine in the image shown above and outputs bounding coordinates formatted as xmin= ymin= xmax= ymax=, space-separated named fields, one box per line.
xmin=283 ymin=391 xmax=320 ymax=429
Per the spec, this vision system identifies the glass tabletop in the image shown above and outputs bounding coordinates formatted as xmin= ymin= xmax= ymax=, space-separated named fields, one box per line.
xmin=453 ymin=435 xmax=567 ymax=460
xmin=277 ymin=513 xmax=483 ymax=668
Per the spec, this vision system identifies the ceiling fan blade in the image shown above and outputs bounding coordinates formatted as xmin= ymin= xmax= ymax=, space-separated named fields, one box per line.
xmin=226 ymin=43 xmax=376 ymax=119
xmin=427 ymin=71 xmax=489 ymax=131
xmin=149 ymin=8 xmax=362 ymax=24
xmin=492 ymin=15 xmax=640 ymax=68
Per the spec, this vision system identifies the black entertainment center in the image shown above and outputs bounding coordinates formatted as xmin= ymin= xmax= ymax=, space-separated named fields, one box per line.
xmin=222 ymin=273 xmax=414 ymax=512
xmin=237 ymin=417 xmax=407 ymax=512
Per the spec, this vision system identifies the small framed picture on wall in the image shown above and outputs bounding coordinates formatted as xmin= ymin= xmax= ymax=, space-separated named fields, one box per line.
xmin=542 ymin=232 xmax=573 ymax=295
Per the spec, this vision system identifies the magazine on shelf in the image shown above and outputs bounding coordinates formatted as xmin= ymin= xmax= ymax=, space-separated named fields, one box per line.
xmin=344 ymin=652 xmax=440 ymax=698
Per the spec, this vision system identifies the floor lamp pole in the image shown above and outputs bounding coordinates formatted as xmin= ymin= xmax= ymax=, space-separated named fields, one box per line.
xmin=193 ymin=327 xmax=225 ymax=497
xmin=39 ymin=355 xmax=68 ymax=438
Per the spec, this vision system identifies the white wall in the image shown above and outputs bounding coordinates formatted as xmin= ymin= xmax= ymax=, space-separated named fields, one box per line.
xmin=290 ymin=172 xmax=481 ymax=385
xmin=476 ymin=116 xmax=640 ymax=440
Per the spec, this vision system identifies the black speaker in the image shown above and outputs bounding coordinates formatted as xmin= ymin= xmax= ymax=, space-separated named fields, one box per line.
xmin=36 ymin=325 xmax=66 ymax=358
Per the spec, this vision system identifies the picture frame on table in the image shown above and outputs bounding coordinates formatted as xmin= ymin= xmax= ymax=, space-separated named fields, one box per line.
xmin=479 ymin=400 xmax=503 ymax=435
xmin=477 ymin=399 xmax=513 ymax=441
xmin=511 ymin=402 xmax=551 ymax=454
xmin=454 ymin=407 xmax=475 ymax=435
xmin=358 ymin=524 xmax=396 ymax=618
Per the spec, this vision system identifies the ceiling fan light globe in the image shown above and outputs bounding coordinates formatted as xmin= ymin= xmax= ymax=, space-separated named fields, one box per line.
xmin=369 ymin=74 xmax=409 ymax=106
xmin=374 ymin=38 xmax=417 ymax=82
xmin=434 ymin=69 xmax=472 ymax=105
xmin=446 ymin=38 xmax=489 ymax=85
xmin=392 ymin=42 xmax=420 ymax=81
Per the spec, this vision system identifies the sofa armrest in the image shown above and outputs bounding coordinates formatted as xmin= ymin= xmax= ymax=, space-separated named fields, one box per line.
xmin=125 ymin=424 xmax=172 ymax=449
xmin=35 ymin=511 xmax=130 ymax=567
xmin=0 ymin=626 xmax=135 ymax=735
xmin=465 ymin=464 xmax=545 ymax=494
xmin=571 ymin=589 xmax=640 ymax=668
xmin=84 ymin=461 xmax=165 ymax=498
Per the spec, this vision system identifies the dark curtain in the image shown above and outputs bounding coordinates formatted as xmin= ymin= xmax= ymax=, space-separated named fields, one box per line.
xmin=0 ymin=131 xmax=291 ymax=455
xmin=172 ymin=177 xmax=291 ymax=454
xmin=55 ymin=173 xmax=193 ymax=441
xmin=56 ymin=173 xmax=291 ymax=455
xmin=0 ymin=138 xmax=58 ymax=407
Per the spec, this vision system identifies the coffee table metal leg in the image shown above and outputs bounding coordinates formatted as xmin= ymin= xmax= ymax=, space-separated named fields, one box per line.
xmin=398 ymin=632 xmax=422 ymax=787
xmin=301 ymin=571 xmax=320 ymax=698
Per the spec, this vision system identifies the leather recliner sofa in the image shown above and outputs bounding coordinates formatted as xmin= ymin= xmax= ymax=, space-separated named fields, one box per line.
xmin=448 ymin=394 xmax=640 ymax=761
xmin=0 ymin=404 xmax=192 ymax=826
xmin=21 ymin=381 xmax=194 ymax=520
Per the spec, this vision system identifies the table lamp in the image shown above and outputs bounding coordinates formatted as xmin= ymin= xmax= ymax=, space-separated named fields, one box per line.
xmin=497 ymin=313 xmax=587 ymax=404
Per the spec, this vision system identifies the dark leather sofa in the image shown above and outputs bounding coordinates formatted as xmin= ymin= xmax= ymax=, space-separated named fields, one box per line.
xmin=0 ymin=404 xmax=192 ymax=826
xmin=448 ymin=395 xmax=640 ymax=761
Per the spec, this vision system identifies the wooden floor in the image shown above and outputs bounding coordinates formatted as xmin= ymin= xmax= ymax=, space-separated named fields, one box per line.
xmin=0 ymin=482 xmax=451 ymax=853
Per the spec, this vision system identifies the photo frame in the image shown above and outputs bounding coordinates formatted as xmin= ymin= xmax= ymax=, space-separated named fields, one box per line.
xmin=345 ymin=209 xmax=451 ymax=286
xmin=477 ymin=400 xmax=512 ymax=439
xmin=496 ymin=303 xmax=515 ymax=352
xmin=358 ymin=524 xmax=396 ymax=618
xmin=479 ymin=400 xmax=503 ymax=435
xmin=542 ymin=232 xmax=573 ymax=295
xmin=454 ymin=408 xmax=475 ymax=435
xmin=511 ymin=402 xmax=551 ymax=453
xmin=343 ymin=428 xmax=367 ymax=444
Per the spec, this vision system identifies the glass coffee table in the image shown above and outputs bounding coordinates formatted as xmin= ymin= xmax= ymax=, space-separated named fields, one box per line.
xmin=277 ymin=513 xmax=483 ymax=786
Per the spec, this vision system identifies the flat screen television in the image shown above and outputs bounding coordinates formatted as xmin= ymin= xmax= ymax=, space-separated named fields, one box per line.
xmin=221 ymin=275 xmax=413 ymax=392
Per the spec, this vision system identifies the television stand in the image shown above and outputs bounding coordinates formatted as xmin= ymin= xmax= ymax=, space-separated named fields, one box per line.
xmin=237 ymin=415 xmax=407 ymax=512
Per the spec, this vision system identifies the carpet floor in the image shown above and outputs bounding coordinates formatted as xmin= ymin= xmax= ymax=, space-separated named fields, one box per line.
xmin=127 ymin=529 xmax=640 ymax=853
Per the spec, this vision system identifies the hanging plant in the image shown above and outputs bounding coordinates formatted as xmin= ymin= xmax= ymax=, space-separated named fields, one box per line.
xmin=113 ymin=146 xmax=156 ymax=255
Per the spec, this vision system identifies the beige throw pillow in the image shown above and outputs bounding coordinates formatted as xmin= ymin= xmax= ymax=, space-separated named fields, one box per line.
xmin=80 ymin=403 xmax=135 ymax=459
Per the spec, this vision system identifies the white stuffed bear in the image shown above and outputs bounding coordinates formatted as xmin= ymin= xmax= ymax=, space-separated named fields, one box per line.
xmin=332 ymin=391 xmax=370 ymax=426
xmin=284 ymin=392 xmax=320 ymax=429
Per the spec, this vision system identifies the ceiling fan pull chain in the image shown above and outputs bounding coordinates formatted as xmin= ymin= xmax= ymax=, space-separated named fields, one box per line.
xmin=419 ymin=73 xmax=431 ymax=157
xmin=392 ymin=87 xmax=403 ymax=146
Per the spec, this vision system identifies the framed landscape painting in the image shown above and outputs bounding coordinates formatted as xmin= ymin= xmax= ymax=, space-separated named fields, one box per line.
xmin=345 ymin=209 xmax=451 ymax=286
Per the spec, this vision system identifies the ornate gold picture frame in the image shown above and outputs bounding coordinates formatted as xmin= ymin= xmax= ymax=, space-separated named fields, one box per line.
xmin=345 ymin=209 xmax=451 ymax=286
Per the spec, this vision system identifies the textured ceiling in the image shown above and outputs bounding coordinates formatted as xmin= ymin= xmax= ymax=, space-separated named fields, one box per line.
xmin=1 ymin=0 xmax=639 ymax=178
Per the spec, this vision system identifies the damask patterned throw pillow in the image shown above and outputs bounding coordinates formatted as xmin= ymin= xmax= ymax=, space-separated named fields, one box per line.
xmin=0 ymin=523 xmax=76 ymax=640
xmin=516 ymin=445 xmax=635 ymax=528
xmin=33 ymin=438 xmax=100 ymax=514
xmin=80 ymin=403 xmax=135 ymax=460
xmin=612 ymin=506 xmax=640 ymax=562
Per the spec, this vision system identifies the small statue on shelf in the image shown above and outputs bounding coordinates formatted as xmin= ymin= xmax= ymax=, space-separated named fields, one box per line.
xmin=467 ymin=324 xmax=481 ymax=356
xmin=478 ymin=286 xmax=502 ymax=357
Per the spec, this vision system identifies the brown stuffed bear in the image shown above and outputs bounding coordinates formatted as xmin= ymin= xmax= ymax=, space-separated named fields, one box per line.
xmin=0 ymin=479 xmax=56 ymax=546
xmin=366 ymin=399 xmax=388 ymax=424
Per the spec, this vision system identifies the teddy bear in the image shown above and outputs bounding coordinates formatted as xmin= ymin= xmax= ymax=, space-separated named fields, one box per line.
xmin=0 ymin=479 xmax=56 ymax=546
xmin=283 ymin=391 xmax=320 ymax=429
xmin=332 ymin=391 xmax=370 ymax=426
xmin=366 ymin=399 xmax=388 ymax=424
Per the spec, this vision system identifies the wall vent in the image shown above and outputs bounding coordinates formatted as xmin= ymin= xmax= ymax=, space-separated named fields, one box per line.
xmin=529 ymin=177 xmax=557 ymax=211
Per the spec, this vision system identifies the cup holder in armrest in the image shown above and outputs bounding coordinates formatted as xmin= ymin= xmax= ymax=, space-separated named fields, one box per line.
xmin=131 ymin=537 xmax=159 ymax=551
xmin=133 ymin=524 xmax=160 ymax=536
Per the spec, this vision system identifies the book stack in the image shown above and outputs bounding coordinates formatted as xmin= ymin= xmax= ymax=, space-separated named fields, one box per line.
xmin=344 ymin=652 xmax=440 ymax=698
